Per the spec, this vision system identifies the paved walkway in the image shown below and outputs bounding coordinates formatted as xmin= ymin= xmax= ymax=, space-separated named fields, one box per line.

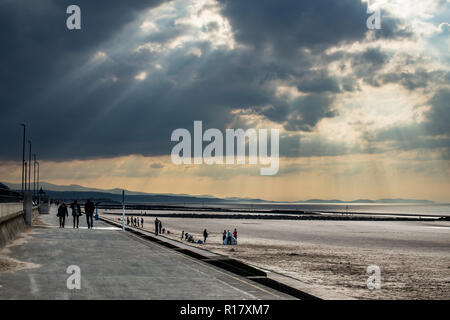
xmin=0 ymin=209 xmax=292 ymax=299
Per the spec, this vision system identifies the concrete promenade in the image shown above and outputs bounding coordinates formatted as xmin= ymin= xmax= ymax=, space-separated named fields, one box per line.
xmin=0 ymin=208 xmax=293 ymax=300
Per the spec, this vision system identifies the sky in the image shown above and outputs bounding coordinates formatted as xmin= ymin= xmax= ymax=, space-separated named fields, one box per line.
xmin=0 ymin=0 xmax=449 ymax=202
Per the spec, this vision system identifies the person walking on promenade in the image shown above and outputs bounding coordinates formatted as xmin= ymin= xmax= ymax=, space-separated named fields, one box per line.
xmin=203 ymin=229 xmax=208 ymax=244
xmin=154 ymin=218 xmax=160 ymax=236
xmin=158 ymin=220 xmax=162 ymax=234
xmin=181 ymin=230 xmax=184 ymax=240
xmin=233 ymin=228 xmax=238 ymax=240
xmin=71 ymin=200 xmax=81 ymax=228
xmin=84 ymin=199 xmax=95 ymax=229
xmin=127 ymin=216 xmax=130 ymax=225
xmin=222 ymin=230 xmax=227 ymax=243
xmin=57 ymin=202 xmax=68 ymax=228
xmin=141 ymin=217 xmax=144 ymax=228
xmin=227 ymin=230 xmax=232 ymax=245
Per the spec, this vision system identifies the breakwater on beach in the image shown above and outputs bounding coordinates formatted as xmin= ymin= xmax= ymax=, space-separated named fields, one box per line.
xmin=101 ymin=211 xmax=445 ymax=221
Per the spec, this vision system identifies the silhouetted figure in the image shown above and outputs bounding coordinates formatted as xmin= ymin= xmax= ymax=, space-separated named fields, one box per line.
xmin=84 ymin=199 xmax=95 ymax=229
xmin=222 ymin=230 xmax=227 ymax=243
xmin=71 ymin=200 xmax=81 ymax=228
xmin=127 ymin=217 xmax=130 ymax=225
xmin=57 ymin=203 xmax=68 ymax=228
xmin=154 ymin=218 xmax=160 ymax=235
xmin=158 ymin=220 xmax=162 ymax=234
xmin=181 ymin=230 xmax=184 ymax=240
xmin=141 ymin=217 xmax=144 ymax=228
xmin=233 ymin=228 xmax=238 ymax=240
xmin=203 ymin=229 xmax=208 ymax=244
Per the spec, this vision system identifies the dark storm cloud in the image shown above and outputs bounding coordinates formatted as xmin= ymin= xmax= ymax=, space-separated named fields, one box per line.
xmin=283 ymin=94 xmax=337 ymax=132
xmin=0 ymin=0 xmax=166 ymax=161
xmin=217 ymin=0 xmax=410 ymax=53
xmin=360 ymin=47 xmax=388 ymax=66
xmin=218 ymin=0 xmax=364 ymax=52
xmin=296 ymin=70 xmax=341 ymax=94
xmin=371 ymin=10 xmax=413 ymax=40
xmin=344 ymin=47 xmax=449 ymax=91
xmin=0 ymin=0 xmax=416 ymax=162
xmin=348 ymin=47 xmax=390 ymax=87
xmin=380 ymin=69 xmax=449 ymax=91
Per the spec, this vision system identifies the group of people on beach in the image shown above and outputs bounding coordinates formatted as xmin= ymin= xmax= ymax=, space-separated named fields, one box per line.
xmin=125 ymin=216 xmax=166 ymax=236
xmin=179 ymin=228 xmax=238 ymax=245
xmin=223 ymin=229 xmax=238 ymax=245
xmin=180 ymin=229 xmax=209 ymax=244
xmin=57 ymin=199 xmax=96 ymax=229
xmin=127 ymin=216 xmax=144 ymax=228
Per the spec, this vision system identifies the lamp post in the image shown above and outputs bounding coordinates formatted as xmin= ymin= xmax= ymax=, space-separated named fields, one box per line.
xmin=28 ymin=140 xmax=32 ymax=192
xmin=33 ymin=154 xmax=37 ymax=197
xmin=122 ymin=190 xmax=125 ymax=232
xmin=20 ymin=124 xmax=26 ymax=195
xmin=24 ymin=162 xmax=27 ymax=192
xmin=37 ymin=162 xmax=40 ymax=194
xmin=36 ymin=161 xmax=40 ymax=206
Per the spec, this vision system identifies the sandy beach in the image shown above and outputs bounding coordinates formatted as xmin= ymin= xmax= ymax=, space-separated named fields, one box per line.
xmin=105 ymin=213 xmax=450 ymax=300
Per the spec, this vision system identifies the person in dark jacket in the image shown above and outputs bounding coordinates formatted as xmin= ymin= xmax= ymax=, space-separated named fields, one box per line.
xmin=84 ymin=199 xmax=95 ymax=229
xmin=154 ymin=218 xmax=160 ymax=235
xmin=57 ymin=203 xmax=68 ymax=228
xmin=141 ymin=217 xmax=144 ymax=228
xmin=203 ymin=229 xmax=208 ymax=244
xmin=158 ymin=219 xmax=162 ymax=234
xmin=70 ymin=200 xmax=82 ymax=228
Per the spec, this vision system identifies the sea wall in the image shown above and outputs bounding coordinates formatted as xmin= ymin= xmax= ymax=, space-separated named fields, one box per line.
xmin=0 ymin=203 xmax=38 ymax=247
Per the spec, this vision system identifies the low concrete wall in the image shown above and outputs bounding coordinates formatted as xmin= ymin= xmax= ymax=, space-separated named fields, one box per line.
xmin=0 ymin=212 xmax=26 ymax=247
xmin=0 ymin=203 xmax=23 ymax=220
xmin=0 ymin=203 xmax=39 ymax=248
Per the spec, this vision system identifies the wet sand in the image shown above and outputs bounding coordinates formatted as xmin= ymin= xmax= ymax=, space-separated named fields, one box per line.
xmin=106 ymin=213 xmax=450 ymax=299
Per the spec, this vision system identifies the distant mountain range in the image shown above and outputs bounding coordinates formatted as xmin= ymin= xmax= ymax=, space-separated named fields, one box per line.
xmin=2 ymin=181 xmax=434 ymax=204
